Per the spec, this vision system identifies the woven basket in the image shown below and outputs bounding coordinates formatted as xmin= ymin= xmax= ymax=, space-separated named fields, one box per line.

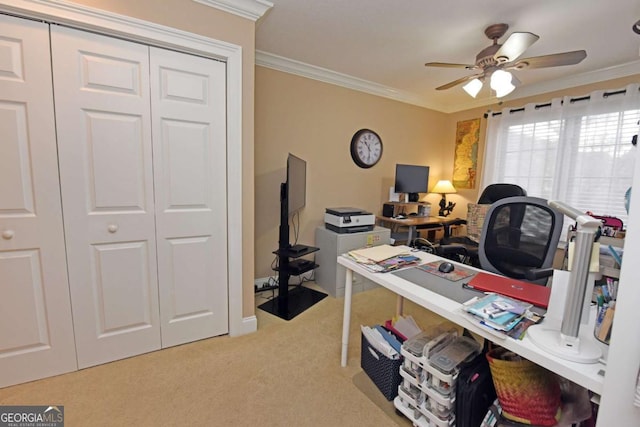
xmin=486 ymin=347 xmax=561 ymax=426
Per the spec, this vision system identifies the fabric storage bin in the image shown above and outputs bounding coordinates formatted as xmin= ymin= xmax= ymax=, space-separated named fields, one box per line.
xmin=361 ymin=332 xmax=403 ymax=400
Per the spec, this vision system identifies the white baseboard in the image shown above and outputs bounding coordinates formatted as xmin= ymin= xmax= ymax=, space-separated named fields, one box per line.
xmin=230 ymin=315 xmax=257 ymax=336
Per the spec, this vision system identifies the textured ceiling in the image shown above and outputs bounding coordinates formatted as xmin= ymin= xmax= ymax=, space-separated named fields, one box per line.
xmin=256 ymin=0 xmax=640 ymax=112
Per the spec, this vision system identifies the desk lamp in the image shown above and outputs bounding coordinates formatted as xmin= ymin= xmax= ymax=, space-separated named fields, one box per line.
xmin=432 ymin=180 xmax=457 ymax=217
xmin=527 ymin=201 xmax=603 ymax=363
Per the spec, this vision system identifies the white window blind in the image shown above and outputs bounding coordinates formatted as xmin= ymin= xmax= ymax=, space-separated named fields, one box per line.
xmin=483 ymin=84 xmax=640 ymax=230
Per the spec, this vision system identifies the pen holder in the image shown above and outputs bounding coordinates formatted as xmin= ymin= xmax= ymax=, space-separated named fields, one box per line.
xmin=593 ymin=281 xmax=617 ymax=345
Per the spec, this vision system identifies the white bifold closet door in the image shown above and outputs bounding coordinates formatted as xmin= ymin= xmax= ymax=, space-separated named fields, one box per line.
xmin=51 ymin=26 xmax=228 ymax=368
xmin=51 ymin=26 xmax=161 ymax=368
xmin=0 ymin=15 xmax=77 ymax=386
xmin=150 ymin=47 xmax=228 ymax=348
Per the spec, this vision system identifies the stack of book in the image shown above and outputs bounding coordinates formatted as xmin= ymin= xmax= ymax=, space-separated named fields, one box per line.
xmin=343 ymin=244 xmax=421 ymax=273
xmin=462 ymin=294 xmax=542 ymax=339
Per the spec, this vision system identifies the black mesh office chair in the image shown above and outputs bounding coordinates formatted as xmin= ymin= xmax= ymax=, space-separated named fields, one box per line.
xmin=478 ymin=196 xmax=563 ymax=285
xmin=436 ymin=184 xmax=527 ymax=265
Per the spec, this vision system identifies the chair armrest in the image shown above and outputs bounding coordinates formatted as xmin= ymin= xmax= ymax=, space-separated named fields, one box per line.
xmin=440 ymin=217 xmax=466 ymax=238
xmin=440 ymin=217 xmax=466 ymax=227
xmin=435 ymin=244 xmax=468 ymax=260
xmin=524 ymin=267 xmax=554 ymax=282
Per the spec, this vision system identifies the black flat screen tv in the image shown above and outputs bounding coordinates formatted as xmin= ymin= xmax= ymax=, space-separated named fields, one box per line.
xmin=287 ymin=153 xmax=306 ymax=215
xmin=394 ymin=164 xmax=429 ymax=202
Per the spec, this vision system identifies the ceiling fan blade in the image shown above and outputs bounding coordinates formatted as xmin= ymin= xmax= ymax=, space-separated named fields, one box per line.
xmin=436 ymin=74 xmax=483 ymax=91
xmin=425 ymin=62 xmax=478 ymax=70
xmin=509 ymin=50 xmax=587 ymax=69
xmin=494 ymin=32 xmax=539 ymax=63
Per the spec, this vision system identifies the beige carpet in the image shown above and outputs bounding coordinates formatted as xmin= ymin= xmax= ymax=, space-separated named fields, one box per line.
xmin=0 ymin=285 xmax=457 ymax=426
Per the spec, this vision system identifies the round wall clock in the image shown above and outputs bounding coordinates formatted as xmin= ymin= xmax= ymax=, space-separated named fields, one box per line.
xmin=350 ymin=128 xmax=383 ymax=168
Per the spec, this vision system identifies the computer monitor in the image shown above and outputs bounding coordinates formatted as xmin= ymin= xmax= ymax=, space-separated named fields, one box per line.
xmin=394 ymin=164 xmax=429 ymax=202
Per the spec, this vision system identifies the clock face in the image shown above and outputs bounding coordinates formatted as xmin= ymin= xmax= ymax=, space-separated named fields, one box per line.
xmin=350 ymin=129 xmax=383 ymax=168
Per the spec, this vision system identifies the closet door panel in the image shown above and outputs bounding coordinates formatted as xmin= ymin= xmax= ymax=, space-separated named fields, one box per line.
xmin=150 ymin=47 xmax=228 ymax=347
xmin=51 ymin=26 xmax=161 ymax=368
xmin=92 ymin=242 xmax=155 ymax=332
xmin=0 ymin=15 xmax=77 ymax=387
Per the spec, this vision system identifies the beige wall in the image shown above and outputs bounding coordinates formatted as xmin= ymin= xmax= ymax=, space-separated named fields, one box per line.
xmin=255 ymin=69 xmax=640 ymax=282
xmin=255 ymin=67 xmax=455 ymax=279
xmin=68 ymin=0 xmax=257 ymax=317
xmin=43 ymin=2 xmax=640 ymax=319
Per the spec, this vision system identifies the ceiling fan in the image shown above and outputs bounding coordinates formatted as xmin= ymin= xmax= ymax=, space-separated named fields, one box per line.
xmin=425 ymin=23 xmax=587 ymax=97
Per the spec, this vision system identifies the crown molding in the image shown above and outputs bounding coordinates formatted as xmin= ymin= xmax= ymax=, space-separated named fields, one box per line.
xmin=192 ymin=0 xmax=272 ymax=21
xmin=257 ymin=50 xmax=640 ymax=114
xmin=510 ymin=60 xmax=640 ymax=101
xmin=256 ymin=50 xmax=441 ymax=111
xmin=0 ymin=0 xmax=241 ymax=58
xmin=442 ymin=60 xmax=640 ymax=113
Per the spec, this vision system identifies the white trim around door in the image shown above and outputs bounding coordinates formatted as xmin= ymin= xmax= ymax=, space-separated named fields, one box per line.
xmin=0 ymin=0 xmax=252 ymax=336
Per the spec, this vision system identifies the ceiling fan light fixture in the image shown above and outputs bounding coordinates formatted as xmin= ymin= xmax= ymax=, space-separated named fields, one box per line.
xmin=425 ymin=24 xmax=585 ymax=96
xmin=490 ymin=69 xmax=515 ymax=97
xmin=463 ymin=78 xmax=483 ymax=98
xmin=494 ymin=81 xmax=515 ymax=98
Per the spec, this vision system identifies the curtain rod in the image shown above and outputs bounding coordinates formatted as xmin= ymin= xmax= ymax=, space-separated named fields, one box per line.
xmin=483 ymin=87 xmax=635 ymax=118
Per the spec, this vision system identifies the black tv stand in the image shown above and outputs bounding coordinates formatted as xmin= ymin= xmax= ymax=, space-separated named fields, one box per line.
xmin=288 ymin=244 xmax=307 ymax=254
xmin=257 ymin=244 xmax=325 ymax=320
xmin=257 ymin=182 xmax=327 ymax=320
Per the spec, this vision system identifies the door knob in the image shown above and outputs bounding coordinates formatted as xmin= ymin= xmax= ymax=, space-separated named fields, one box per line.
xmin=107 ymin=224 xmax=119 ymax=233
xmin=2 ymin=230 xmax=15 ymax=240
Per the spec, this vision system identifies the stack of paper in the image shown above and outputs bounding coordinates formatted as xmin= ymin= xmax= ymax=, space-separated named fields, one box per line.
xmin=387 ymin=315 xmax=421 ymax=340
xmin=348 ymin=244 xmax=409 ymax=262
xmin=345 ymin=244 xmax=420 ymax=273
xmin=361 ymin=325 xmax=400 ymax=359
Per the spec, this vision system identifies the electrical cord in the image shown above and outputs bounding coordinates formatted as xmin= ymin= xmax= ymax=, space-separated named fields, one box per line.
xmin=293 ymin=258 xmax=316 ymax=287
xmin=291 ymin=210 xmax=300 ymax=245
xmin=286 ymin=254 xmax=316 ymax=288
xmin=413 ymin=237 xmax=437 ymax=253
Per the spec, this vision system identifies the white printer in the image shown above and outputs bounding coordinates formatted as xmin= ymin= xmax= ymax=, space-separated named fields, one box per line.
xmin=324 ymin=207 xmax=375 ymax=233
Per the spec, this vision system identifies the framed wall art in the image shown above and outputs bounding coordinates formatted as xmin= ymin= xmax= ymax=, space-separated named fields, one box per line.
xmin=452 ymin=118 xmax=481 ymax=189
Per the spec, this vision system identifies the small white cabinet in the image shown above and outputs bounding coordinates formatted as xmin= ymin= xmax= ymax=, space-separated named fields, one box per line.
xmin=315 ymin=226 xmax=391 ymax=297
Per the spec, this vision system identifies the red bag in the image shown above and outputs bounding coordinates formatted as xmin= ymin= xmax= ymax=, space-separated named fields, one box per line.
xmin=585 ymin=212 xmax=623 ymax=234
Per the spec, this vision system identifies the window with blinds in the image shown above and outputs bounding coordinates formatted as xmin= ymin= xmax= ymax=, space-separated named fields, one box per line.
xmin=484 ymin=85 xmax=640 ymax=231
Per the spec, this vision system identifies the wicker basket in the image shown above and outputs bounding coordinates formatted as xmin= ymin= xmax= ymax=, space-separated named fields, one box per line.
xmin=486 ymin=347 xmax=561 ymax=426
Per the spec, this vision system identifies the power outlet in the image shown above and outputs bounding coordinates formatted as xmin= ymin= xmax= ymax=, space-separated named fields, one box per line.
xmin=254 ymin=276 xmax=277 ymax=292
xmin=254 ymin=277 xmax=270 ymax=288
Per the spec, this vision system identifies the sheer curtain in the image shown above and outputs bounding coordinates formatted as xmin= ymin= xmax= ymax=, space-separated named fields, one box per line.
xmin=482 ymin=83 xmax=640 ymax=229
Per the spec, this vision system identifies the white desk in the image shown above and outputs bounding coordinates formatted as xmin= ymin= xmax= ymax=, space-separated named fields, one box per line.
xmin=338 ymin=247 xmax=606 ymax=395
